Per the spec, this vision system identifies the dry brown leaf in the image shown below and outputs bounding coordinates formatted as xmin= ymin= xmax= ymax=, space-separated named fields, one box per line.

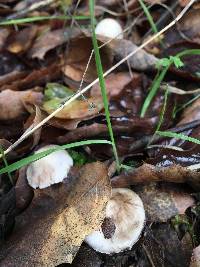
xmin=91 ymin=72 xmax=132 ymax=98
xmin=0 ymin=162 xmax=111 ymax=266
xmin=111 ymin=163 xmax=200 ymax=190
xmin=63 ymin=36 xmax=113 ymax=83
xmin=43 ymin=96 xmax=104 ymax=119
xmin=137 ymin=183 xmax=194 ymax=222
xmin=28 ymin=28 xmax=81 ymax=60
xmin=190 ymin=246 xmax=200 ymax=267
xmin=0 ymin=64 xmax=61 ymax=91
xmin=0 ymin=89 xmax=43 ymax=120
xmin=6 ymin=26 xmax=38 ymax=54
xmin=179 ymin=98 xmax=200 ymax=125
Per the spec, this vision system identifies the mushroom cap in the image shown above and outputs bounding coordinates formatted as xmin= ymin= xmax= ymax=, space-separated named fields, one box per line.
xmin=26 ymin=145 xmax=73 ymax=189
xmin=95 ymin=18 xmax=123 ymax=39
xmin=85 ymin=188 xmax=145 ymax=254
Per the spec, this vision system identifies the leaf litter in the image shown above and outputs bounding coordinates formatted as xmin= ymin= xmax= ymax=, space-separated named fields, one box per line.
xmin=0 ymin=0 xmax=200 ymax=266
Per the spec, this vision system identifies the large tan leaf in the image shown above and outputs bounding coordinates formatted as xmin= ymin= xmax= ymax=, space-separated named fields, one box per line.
xmin=0 ymin=162 xmax=111 ymax=266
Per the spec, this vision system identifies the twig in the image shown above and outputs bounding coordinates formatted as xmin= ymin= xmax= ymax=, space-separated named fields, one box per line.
xmin=0 ymin=0 xmax=196 ymax=159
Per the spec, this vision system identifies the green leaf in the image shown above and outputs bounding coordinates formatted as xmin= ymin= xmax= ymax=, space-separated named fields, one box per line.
xmin=170 ymin=56 xmax=184 ymax=68
xmin=69 ymin=150 xmax=90 ymax=166
xmin=45 ymin=83 xmax=74 ymax=100
xmin=156 ymin=58 xmax=170 ymax=68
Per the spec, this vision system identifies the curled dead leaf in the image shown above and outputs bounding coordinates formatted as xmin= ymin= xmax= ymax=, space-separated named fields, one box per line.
xmin=0 ymin=89 xmax=43 ymax=120
xmin=111 ymin=163 xmax=200 ymax=190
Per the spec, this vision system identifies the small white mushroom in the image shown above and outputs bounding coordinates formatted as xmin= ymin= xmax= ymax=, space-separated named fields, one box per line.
xmin=85 ymin=188 xmax=145 ymax=254
xmin=26 ymin=145 xmax=73 ymax=189
xmin=95 ymin=18 xmax=123 ymax=39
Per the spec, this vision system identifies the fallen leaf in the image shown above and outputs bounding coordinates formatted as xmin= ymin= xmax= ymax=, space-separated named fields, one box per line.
xmin=0 ymin=64 xmax=61 ymax=91
xmin=179 ymin=98 xmax=200 ymax=125
xmin=136 ymin=183 xmax=194 ymax=222
xmin=143 ymin=224 xmax=192 ymax=267
xmin=0 ymin=89 xmax=43 ymax=120
xmin=91 ymin=72 xmax=132 ymax=97
xmin=28 ymin=28 xmax=81 ymax=60
xmin=43 ymin=96 xmax=104 ymax=119
xmin=6 ymin=26 xmax=38 ymax=54
xmin=111 ymin=163 xmax=200 ymax=190
xmin=62 ymin=36 xmax=113 ymax=83
xmin=0 ymin=162 xmax=111 ymax=266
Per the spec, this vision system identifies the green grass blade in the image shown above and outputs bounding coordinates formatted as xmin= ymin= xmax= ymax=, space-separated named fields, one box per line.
xmin=177 ymin=49 xmax=200 ymax=58
xmin=156 ymin=131 xmax=200 ymax=145
xmin=89 ymin=0 xmax=120 ymax=170
xmin=0 ymin=139 xmax=112 ymax=175
xmin=148 ymin=86 xmax=169 ymax=145
xmin=138 ymin=0 xmax=158 ymax=35
xmin=140 ymin=65 xmax=169 ymax=117
xmin=0 ymin=15 xmax=90 ymax=25
xmin=0 ymin=146 xmax=13 ymax=184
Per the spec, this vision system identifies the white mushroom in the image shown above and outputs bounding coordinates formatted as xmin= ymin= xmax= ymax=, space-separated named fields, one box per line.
xmin=26 ymin=145 xmax=73 ymax=189
xmin=95 ymin=18 xmax=123 ymax=39
xmin=85 ymin=188 xmax=145 ymax=254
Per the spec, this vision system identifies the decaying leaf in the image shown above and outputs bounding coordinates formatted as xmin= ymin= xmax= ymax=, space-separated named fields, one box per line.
xmin=0 ymin=64 xmax=61 ymax=91
xmin=91 ymin=72 xmax=132 ymax=97
xmin=43 ymin=96 xmax=103 ymax=119
xmin=6 ymin=26 xmax=38 ymax=54
xmin=28 ymin=28 xmax=81 ymax=60
xmin=179 ymin=98 xmax=200 ymax=125
xmin=136 ymin=183 xmax=194 ymax=222
xmin=0 ymin=89 xmax=43 ymax=120
xmin=143 ymin=224 xmax=192 ymax=267
xmin=62 ymin=36 xmax=113 ymax=82
xmin=111 ymin=163 xmax=200 ymax=190
xmin=0 ymin=162 xmax=111 ymax=266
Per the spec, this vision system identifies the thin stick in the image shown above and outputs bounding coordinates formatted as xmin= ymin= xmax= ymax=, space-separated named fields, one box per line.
xmin=0 ymin=0 xmax=196 ymax=158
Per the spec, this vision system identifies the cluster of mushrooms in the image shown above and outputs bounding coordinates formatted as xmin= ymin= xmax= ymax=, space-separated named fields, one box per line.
xmin=26 ymin=18 xmax=145 ymax=255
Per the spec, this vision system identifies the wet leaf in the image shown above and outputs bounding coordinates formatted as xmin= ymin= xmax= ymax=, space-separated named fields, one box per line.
xmin=143 ymin=224 xmax=192 ymax=267
xmin=0 ymin=162 xmax=111 ymax=266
